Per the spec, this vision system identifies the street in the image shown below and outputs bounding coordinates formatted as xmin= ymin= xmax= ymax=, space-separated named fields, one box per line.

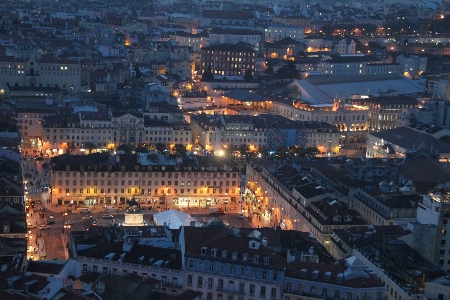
xmin=22 ymin=157 xmax=274 ymax=260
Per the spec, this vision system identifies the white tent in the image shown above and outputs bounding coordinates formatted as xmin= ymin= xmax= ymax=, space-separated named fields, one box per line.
xmin=153 ymin=209 xmax=197 ymax=229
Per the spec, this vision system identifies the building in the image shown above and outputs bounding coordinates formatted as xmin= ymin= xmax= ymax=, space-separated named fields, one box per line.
xmin=283 ymin=256 xmax=385 ymax=300
xmin=181 ymin=226 xmax=286 ymax=300
xmin=352 ymin=95 xmax=418 ymax=133
xmin=0 ymin=57 xmax=82 ymax=93
xmin=49 ymin=152 xmax=240 ymax=208
xmin=396 ymin=54 xmax=427 ymax=79
xmin=366 ymin=127 xmax=450 ymax=159
xmin=208 ymin=28 xmax=262 ymax=52
xmin=353 ymin=188 xmax=419 ymax=226
xmin=200 ymin=43 xmax=256 ymax=77
xmin=287 ymin=74 xmax=424 ymax=105
xmin=265 ymin=25 xmax=304 ymax=42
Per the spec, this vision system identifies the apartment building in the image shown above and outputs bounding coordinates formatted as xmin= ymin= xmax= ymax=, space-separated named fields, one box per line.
xmin=269 ymin=96 xmax=368 ymax=144
xmin=353 ymin=188 xmax=419 ymax=226
xmin=190 ymin=113 xmax=340 ymax=153
xmin=317 ymin=55 xmax=382 ymax=75
xmin=181 ymin=226 xmax=286 ymax=300
xmin=0 ymin=57 xmax=82 ymax=93
xmin=352 ymin=95 xmax=418 ymax=134
xmin=283 ymin=257 xmax=385 ymax=300
xmin=265 ymin=25 xmax=304 ymax=42
xmin=208 ymin=28 xmax=262 ymax=52
xmin=75 ymin=230 xmax=184 ymax=296
xmin=200 ymin=43 xmax=256 ymax=77
xmin=49 ymin=152 xmax=240 ymax=208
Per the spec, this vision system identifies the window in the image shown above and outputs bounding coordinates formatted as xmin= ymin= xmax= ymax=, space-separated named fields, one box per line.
xmin=273 ymin=272 xmax=278 ymax=281
xmin=271 ymin=288 xmax=277 ymax=297
xmin=348 ymin=292 xmax=353 ymax=300
xmin=197 ymin=276 xmax=203 ymax=287
xmin=260 ymin=286 xmax=266 ymax=298
xmin=187 ymin=275 xmax=192 ymax=286
xmin=262 ymin=271 xmax=267 ymax=279
xmin=208 ymin=277 xmax=213 ymax=288
xmin=250 ymin=284 xmax=255 ymax=295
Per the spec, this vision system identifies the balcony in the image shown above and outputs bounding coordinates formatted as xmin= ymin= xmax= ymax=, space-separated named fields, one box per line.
xmin=162 ymin=281 xmax=182 ymax=288
xmin=216 ymin=286 xmax=245 ymax=295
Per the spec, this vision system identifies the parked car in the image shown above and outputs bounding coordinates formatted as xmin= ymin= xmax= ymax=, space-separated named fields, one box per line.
xmin=27 ymin=224 xmax=36 ymax=229
xmin=92 ymin=220 xmax=98 ymax=226
xmin=40 ymin=207 xmax=45 ymax=212
xmin=61 ymin=211 xmax=68 ymax=216
xmin=64 ymin=220 xmax=74 ymax=225
xmin=102 ymin=214 xmax=114 ymax=219
xmin=44 ymin=220 xmax=54 ymax=225
xmin=82 ymin=215 xmax=92 ymax=220
xmin=37 ymin=200 xmax=41 ymax=204
xmin=49 ymin=214 xmax=54 ymax=219
xmin=38 ymin=224 xmax=50 ymax=230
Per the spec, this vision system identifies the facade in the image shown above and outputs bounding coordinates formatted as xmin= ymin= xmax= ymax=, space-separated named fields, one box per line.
xmin=366 ymin=127 xmax=450 ymax=159
xmin=396 ymin=54 xmax=427 ymax=79
xmin=283 ymin=257 xmax=385 ymax=300
xmin=49 ymin=152 xmax=240 ymax=208
xmin=0 ymin=57 xmax=82 ymax=93
xmin=352 ymin=95 xmax=418 ymax=134
xmin=208 ymin=28 xmax=262 ymax=53
xmin=190 ymin=113 xmax=340 ymax=153
xmin=265 ymin=25 xmax=304 ymax=42
xmin=200 ymin=43 xmax=256 ymax=77
xmin=270 ymin=96 xmax=369 ymax=144
xmin=353 ymin=188 xmax=419 ymax=226
xmin=75 ymin=233 xmax=184 ymax=296
xmin=181 ymin=226 xmax=286 ymax=300
xmin=335 ymin=38 xmax=357 ymax=55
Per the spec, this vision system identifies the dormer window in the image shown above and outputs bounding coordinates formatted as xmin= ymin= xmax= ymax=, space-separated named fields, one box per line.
xmin=264 ymin=257 xmax=270 ymax=265
xmin=312 ymin=270 xmax=319 ymax=279
xmin=300 ymin=269 xmax=307 ymax=278
xmin=3 ymin=225 xmax=10 ymax=234
xmin=80 ymin=165 xmax=84 ymax=171
xmin=252 ymin=255 xmax=259 ymax=264
xmin=211 ymin=248 xmax=217 ymax=257
xmin=201 ymin=247 xmax=207 ymax=255
xmin=221 ymin=250 xmax=227 ymax=258
xmin=232 ymin=251 xmax=238 ymax=260
xmin=337 ymin=273 xmax=344 ymax=283
xmin=66 ymin=165 xmax=70 ymax=170
xmin=324 ymin=271 xmax=331 ymax=282
xmin=108 ymin=165 xmax=112 ymax=171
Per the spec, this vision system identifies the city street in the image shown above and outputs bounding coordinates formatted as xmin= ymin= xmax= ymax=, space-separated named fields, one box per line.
xmin=22 ymin=157 xmax=274 ymax=260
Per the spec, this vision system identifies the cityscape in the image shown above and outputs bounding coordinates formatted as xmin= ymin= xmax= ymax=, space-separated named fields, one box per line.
xmin=1 ymin=0 xmax=450 ymax=299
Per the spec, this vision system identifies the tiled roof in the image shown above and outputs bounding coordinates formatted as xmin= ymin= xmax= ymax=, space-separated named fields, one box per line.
xmin=285 ymin=260 xmax=382 ymax=288
xmin=398 ymin=155 xmax=450 ymax=192
xmin=202 ymin=10 xmax=251 ymax=20
xmin=378 ymin=127 xmax=450 ymax=154
xmin=183 ymin=226 xmax=286 ymax=270
xmin=26 ymin=260 xmax=67 ymax=275
xmin=76 ymin=241 xmax=182 ymax=270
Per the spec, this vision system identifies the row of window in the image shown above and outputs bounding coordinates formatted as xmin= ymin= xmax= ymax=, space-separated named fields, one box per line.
xmin=187 ymin=274 xmax=277 ymax=298
xmin=57 ymin=171 xmax=237 ymax=179
xmin=57 ymin=188 xmax=238 ymax=195
xmin=58 ymin=179 xmax=237 ymax=187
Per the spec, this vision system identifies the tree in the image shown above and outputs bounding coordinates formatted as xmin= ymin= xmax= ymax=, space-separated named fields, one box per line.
xmin=274 ymin=60 xmax=299 ymax=79
xmin=305 ymin=147 xmax=319 ymax=157
xmin=117 ymin=143 xmax=133 ymax=154
xmin=244 ymin=68 xmax=253 ymax=82
xmin=259 ymin=146 xmax=268 ymax=157
xmin=134 ymin=67 xmax=142 ymax=79
xmin=202 ymin=65 xmax=214 ymax=81
xmin=172 ymin=144 xmax=187 ymax=156
xmin=155 ymin=143 xmax=167 ymax=153
xmin=84 ymin=142 xmax=96 ymax=154
xmin=238 ymin=144 xmax=249 ymax=156
xmin=135 ymin=144 xmax=148 ymax=153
